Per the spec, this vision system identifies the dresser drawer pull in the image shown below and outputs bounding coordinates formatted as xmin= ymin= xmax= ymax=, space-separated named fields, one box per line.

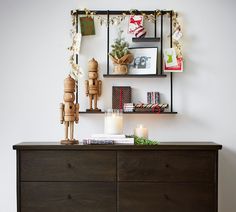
xmin=67 ymin=194 xmax=72 ymax=200
xmin=67 ymin=163 xmax=72 ymax=168
xmin=164 ymin=194 xmax=170 ymax=200
xmin=165 ymin=164 xmax=169 ymax=168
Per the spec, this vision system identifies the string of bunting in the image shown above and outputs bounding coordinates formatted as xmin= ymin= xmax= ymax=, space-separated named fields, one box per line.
xmin=170 ymin=11 xmax=183 ymax=58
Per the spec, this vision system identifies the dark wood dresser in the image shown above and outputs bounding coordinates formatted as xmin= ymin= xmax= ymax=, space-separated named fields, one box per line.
xmin=13 ymin=142 xmax=222 ymax=212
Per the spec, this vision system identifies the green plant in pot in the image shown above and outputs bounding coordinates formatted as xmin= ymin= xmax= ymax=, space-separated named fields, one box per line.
xmin=109 ymin=29 xmax=133 ymax=75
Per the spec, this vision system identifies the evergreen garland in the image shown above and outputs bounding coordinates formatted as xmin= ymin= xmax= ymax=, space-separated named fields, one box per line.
xmin=126 ymin=135 xmax=159 ymax=145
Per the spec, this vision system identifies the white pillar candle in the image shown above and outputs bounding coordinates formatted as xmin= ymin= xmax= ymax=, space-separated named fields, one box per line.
xmin=104 ymin=111 xmax=123 ymax=135
xmin=134 ymin=124 xmax=148 ymax=139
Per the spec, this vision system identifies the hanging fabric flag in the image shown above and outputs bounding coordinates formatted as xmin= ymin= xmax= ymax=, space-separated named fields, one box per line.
xmin=80 ymin=16 xmax=95 ymax=36
xmin=128 ymin=15 xmax=144 ymax=34
xmin=163 ymin=48 xmax=178 ymax=67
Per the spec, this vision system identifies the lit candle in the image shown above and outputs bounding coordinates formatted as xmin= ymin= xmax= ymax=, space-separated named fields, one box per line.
xmin=134 ymin=124 xmax=148 ymax=139
xmin=104 ymin=110 xmax=123 ymax=135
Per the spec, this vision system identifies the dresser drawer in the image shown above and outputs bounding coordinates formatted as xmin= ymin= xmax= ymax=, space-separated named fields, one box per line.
xmin=118 ymin=151 xmax=215 ymax=182
xmin=119 ymin=182 xmax=215 ymax=212
xmin=21 ymin=182 xmax=116 ymax=212
xmin=21 ymin=150 xmax=116 ymax=181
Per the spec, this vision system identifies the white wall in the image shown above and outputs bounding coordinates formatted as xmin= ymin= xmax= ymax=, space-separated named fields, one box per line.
xmin=0 ymin=0 xmax=236 ymax=211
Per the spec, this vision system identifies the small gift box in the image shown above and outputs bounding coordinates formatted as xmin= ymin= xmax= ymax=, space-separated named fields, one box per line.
xmin=112 ymin=86 xmax=132 ymax=109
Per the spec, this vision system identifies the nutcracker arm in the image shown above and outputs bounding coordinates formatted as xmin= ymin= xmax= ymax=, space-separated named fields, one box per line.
xmin=98 ymin=80 xmax=102 ymax=97
xmin=60 ymin=103 xmax=64 ymax=124
xmin=85 ymin=80 xmax=89 ymax=96
xmin=75 ymin=104 xmax=80 ymax=124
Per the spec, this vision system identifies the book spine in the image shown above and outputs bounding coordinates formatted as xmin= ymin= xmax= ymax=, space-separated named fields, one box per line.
xmin=83 ymin=139 xmax=114 ymax=145
xmin=91 ymin=134 xmax=125 ymax=138
xmin=152 ymin=92 xmax=154 ymax=104
xmin=147 ymin=92 xmax=151 ymax=104
xmin=155 ymin=92 xmax=160 ymax=104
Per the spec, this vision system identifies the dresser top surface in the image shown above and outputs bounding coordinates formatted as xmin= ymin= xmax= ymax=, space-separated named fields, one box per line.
xmin=13 ymin=142 xmax=222 ymax=150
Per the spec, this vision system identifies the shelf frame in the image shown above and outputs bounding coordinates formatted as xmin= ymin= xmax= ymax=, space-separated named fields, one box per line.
xmin=73 ymin=9 xmax=176 ymax=114
xmin=73 ymin=9 xmax=171 ymax=78
xmin=170 ymin=11 xmax=173 ymax=113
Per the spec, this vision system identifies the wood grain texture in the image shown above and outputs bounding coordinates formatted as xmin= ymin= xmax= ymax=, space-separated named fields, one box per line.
xmin=118 ymin=151 xmax=215 ymax=182
xmin=21 ymin=182 xmax=116 ymax=212
xmin=14 ymin=142 xmax=221 ymax=212
xmin=119 ymin=182 xmax=215 ymax=212
xmin=21 ymin=150 xmax=116 ymax=181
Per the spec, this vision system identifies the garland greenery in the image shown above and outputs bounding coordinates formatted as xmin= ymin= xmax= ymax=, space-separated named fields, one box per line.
xmin=68 ymin=13 xmax=83 ymax=83
xmin=72 ymin=8 xmax=174 ymax=26
xmin=171 ymin=12 xmax=183 ymax=58
xmin=126 ymin=135 xmax=159 ymax=145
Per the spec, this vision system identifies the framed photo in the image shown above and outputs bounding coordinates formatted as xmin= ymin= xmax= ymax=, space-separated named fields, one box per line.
xmin=128 ymin=47 xmax=158 ymax=75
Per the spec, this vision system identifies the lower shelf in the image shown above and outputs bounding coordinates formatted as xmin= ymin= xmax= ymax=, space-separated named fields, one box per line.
xmin=79 ymin=111 xmax=177 ymax=114
xmin=103 ymin=74 xmax=167 ymax=78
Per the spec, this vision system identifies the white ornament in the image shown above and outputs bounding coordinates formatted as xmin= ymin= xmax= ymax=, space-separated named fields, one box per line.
xmin=173 ymin=30 xmax=183 ymax=41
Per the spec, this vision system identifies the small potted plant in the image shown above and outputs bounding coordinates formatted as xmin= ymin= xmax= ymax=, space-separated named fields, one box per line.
xmin=109 ymin=29 xmax=133 ymax=74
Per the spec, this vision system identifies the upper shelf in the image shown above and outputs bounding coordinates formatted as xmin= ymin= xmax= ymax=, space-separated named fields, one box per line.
xmin=73 ymin=10 xmax=173 ymax=15
xmin=132 ymin=37 xmax=161 ymax=42
xmin=103 ymin=74 xmax=166 ymax=78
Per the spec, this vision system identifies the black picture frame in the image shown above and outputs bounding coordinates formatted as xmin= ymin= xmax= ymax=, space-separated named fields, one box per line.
xmin=128 ymin=47 xmax=158 ymax=75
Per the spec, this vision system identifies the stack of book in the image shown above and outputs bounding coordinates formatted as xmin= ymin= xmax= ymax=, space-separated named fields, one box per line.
xmin=123 ymin=103 xmax=135 ymax=112
xmin=147 ymin=92 xmax=160 ymax=104
xmin=83 ymin=134 xmax=134 ymax=145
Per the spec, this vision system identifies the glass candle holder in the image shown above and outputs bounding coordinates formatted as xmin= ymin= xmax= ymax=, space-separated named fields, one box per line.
xmin=104 ymin=109 xmax=123 ymax=135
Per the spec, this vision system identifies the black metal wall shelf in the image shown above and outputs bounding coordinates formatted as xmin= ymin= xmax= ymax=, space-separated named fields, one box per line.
xmin=132 ymin=37 xmax=160 ymax=42
xmin=103 ymin=74 xmax=166 ymax=78
xmin=79 ymin=111 xmax=177 ymax=114
xmin=73 ymin=9 xmax=176 ymax=114
xmin=79 ymin=111 xmax=104 ymax=114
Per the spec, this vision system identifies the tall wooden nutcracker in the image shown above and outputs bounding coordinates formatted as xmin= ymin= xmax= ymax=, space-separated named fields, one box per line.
xmin=60 ymin=75 xmax=79 ymax=144
xmin=85 ymin=58 xmax=102 ymax=111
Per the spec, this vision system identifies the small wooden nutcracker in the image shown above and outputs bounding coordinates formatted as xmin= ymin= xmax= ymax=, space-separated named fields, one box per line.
xmin=60 ymin=75 xmax=79 ymax=144
xmin=85 ymin=58 xmax=102 ymax=111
